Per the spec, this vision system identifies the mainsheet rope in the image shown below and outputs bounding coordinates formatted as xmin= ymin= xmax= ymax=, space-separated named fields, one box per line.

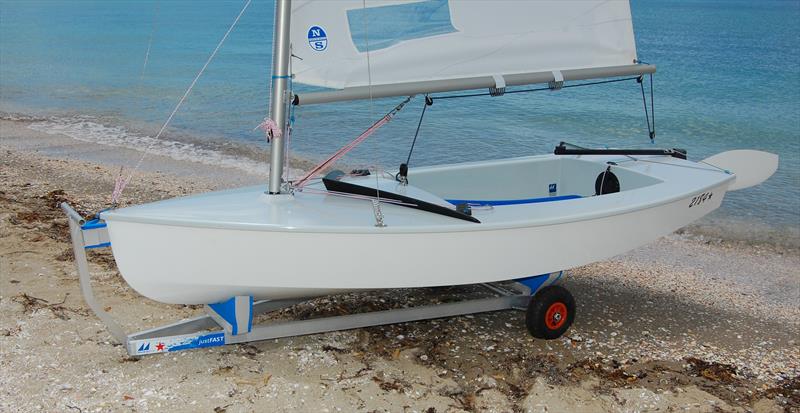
xmin=111 ymin=0 xmax=253 ymax=205
xmin=430 ymin=77 xmax=640 ymax=100
xmin=638 ymin=73 xmax=655 ymax=142
xmin=428 ymin=75 xmax=656 ymax=144
xmin=405 ymin=95 xmax=432 ymax=168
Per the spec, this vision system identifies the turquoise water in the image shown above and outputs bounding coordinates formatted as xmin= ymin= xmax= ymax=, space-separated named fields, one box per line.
xmin=1 ymin=0 xmax=798 ymax=245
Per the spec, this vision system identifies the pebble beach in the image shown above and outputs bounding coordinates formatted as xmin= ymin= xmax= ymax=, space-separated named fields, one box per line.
xmin=1 ymin=117 xmax=798 ymax=412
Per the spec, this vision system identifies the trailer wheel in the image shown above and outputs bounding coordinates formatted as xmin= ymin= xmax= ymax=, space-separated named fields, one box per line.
xmin=525 ymin=285 xmax=575 ymax=340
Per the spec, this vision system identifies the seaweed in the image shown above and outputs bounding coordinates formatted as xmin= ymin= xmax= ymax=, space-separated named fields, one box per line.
xmin=761 ymin=375 xmax=800 ymax=411
xmin=685 ymin=357 xmax=738 ymax=383
xmin=11 ymin=292 xmax=87 ymax=320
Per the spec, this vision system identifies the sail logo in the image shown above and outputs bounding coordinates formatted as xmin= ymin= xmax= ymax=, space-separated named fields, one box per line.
xmin=308 ymin=26 xmax=328 ymax=51
xmin=137 ymin=342 xmax=150 ymax=352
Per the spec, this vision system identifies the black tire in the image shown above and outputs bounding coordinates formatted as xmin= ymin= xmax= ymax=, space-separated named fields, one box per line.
xmin=525 ymin=285 xmax=576 ymax=340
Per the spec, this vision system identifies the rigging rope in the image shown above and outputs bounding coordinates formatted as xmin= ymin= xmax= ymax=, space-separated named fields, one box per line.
xmin=111 ymin=0 xmax=253 ymax=205
xmin=619 ymin=157 xmax=732 ymax=174
xmin=140 ymin=2 xmax=159 ymax=80
xmin=649 ymin=74 xmax=655 ymax=140
xmin=405 ymin=95 xmax=432 ymax=168
xmin=431 ymin=76 xmax=641 ymax=101
xmin=111 ymin=2 xmax=160 ymax=204
xmin=285 ymin=49 xmax=296 ymax=183
xmin=292 ymin=96 xmax=413 ymax=189
xmin=285 ymin=79 xmax=295 ymax=182
xmin=638 ymin=73 xmax=656 ymax=142
xmin=360 ymin=0 xmax=384 ymax=219
xmin=561 ymin=140 xmax=638 ymax=162
xmin=562 ymin=141 xmax=729 ymax=175
xmin=428 ymin=75 xmax=657 ymax=144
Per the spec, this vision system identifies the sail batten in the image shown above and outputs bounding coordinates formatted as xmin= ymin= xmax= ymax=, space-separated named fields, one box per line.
xmin=294 ymin=64 xmax=655 ymax=106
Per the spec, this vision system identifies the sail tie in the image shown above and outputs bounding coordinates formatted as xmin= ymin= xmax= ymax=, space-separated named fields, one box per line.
xmin=256 ymin=118 xmax=282 ymax=143
xmin=549 ymin=70 xmax=564 ymax=90
xmin=292 ymin=96 xmax=412 ymax=189
xmin=490 ymin=75 xmax=506 ymax=96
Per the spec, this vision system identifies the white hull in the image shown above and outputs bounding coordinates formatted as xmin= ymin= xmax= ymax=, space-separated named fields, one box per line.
xmin=101 ymin=153 xmax=752 ymax=304
xmin=107 ymin=184 xmax=726 ymax=303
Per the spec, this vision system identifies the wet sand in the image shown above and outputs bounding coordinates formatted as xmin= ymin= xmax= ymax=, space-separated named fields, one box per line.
xmin=1 ymin=118 xmax=798 ymax=412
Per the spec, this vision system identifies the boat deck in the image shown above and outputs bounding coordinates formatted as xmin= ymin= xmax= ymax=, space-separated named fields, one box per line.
xmin=102 ymin=154 xmax=733 ymax=233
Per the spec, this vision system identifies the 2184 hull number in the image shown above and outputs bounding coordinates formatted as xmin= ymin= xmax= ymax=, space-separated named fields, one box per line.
xmin=689 ymin=192 xmax=713 ymax=208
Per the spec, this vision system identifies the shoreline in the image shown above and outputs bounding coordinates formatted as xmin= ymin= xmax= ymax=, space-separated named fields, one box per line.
xmin=1 ymin=115 xmax=799 ymax=411
xmin=0 ymin=112 xmax=321 ymax=193
xmin=2 ymin=112 xmax=798 ymax=251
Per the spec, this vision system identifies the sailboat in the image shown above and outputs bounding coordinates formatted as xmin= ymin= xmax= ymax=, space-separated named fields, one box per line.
xmin=84 ymin=1 xmax=776 ymax=330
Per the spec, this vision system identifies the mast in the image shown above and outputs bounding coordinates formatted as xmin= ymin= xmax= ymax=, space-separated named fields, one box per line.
xmin=268 ymin=0 xmax=292 ymax=194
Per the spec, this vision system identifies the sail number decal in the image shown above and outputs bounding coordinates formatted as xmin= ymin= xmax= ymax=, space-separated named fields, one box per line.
xmin=689 ymin=192 xmax=713 ymax=208
xmin=308 ymin=26 xmax=328 ymax=51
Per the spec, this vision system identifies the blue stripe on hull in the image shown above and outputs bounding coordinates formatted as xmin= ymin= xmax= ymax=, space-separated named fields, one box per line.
xmin=446 ymin=194 xmax=581 ymax=206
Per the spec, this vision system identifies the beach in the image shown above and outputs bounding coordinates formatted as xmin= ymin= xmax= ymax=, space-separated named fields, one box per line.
xmin=1 ymin=117 xmax=798 ymax=412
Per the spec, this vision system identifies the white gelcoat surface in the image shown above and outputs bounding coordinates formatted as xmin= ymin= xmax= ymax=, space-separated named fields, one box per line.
xmin=101 ymin=154 xmax=742 ymax=304
xmin=702 ymin=150 xmax=779 ymax=191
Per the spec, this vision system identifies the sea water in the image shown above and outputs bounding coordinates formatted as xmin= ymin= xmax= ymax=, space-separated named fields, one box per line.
xmin=1 ymin=0 xmax=798 ymax=246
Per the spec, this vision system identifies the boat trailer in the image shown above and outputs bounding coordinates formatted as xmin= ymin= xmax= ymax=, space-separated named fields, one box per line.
xmin=61 ymin=203 xmax=575 ymax=357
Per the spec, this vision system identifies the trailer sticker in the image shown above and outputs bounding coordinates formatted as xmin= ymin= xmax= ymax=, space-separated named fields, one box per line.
xmin=130 ymin=332 xmax=226 ymax=355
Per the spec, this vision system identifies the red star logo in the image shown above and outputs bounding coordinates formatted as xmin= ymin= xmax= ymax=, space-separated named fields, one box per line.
xmin=155 ymin=342 xmax=165 ymax=351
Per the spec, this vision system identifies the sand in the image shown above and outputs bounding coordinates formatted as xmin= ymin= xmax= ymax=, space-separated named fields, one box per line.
xmin=1 ymin=118 xmax=798 ymax=412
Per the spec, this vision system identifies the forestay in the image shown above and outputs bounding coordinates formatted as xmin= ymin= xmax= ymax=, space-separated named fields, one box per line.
xmin=291 ymin=0 xmax=651 ymax=104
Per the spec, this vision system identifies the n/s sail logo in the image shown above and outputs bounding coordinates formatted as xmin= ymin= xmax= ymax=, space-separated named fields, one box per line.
xmin=308 ymin=26 xmax=328 ymax=51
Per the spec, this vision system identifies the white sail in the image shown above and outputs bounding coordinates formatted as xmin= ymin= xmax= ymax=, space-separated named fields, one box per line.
xmin=291 ymin=0 xmax=642 ymax=100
